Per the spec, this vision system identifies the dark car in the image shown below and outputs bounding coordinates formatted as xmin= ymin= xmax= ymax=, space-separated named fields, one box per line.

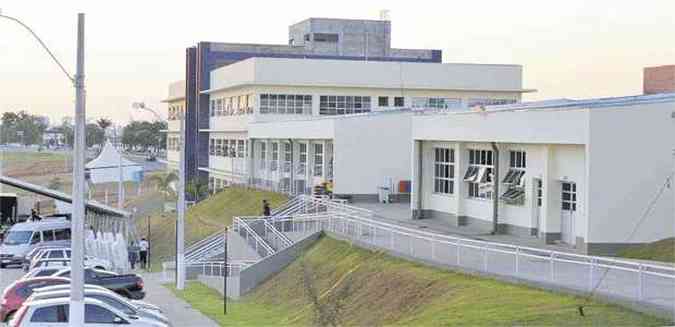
xmin=53 ymin=268 xmax=145 ymax=300
xmin=0 ymin=276 xmax=69 ymax=321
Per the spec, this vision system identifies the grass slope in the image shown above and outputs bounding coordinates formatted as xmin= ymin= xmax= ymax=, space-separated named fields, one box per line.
xmin=169 ymin=236 xmax=668 ymax=326
xmin=142 ymin=187 xmax=288 ymax=269
xmin=618 ymin=238 xmax=675 ymax=263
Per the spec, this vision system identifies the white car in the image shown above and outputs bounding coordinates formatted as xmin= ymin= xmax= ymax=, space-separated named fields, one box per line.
xmin=9 ymin=298 xmax=168 ymax=326
xmin=29 ymin=248 xmax=112 ymax=271
xmin=26 ymin=289 xmax=169 ymax=326
xmin=32 ymin=284 xmax=161 ymax=314
xmin=20 ymin=267 xmax=64 ymax=280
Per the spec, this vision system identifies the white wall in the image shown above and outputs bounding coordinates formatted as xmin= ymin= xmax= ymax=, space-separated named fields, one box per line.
xmin=249 ymin=118 xmax=335 ymax=140
xmin=333 ymin=113 xmax=413 ymax=195
xmin=207 ymin=57 xmax=527 ymax=93
xmin=413 ymin=109 xmax=589 ymax=145
xmin=587 ymin=102 xmax=675 ymax=244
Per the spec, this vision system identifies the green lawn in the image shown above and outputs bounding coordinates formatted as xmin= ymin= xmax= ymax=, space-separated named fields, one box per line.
xmin=0 ymin=150 xmax=68 ymax=163
xmin=168 ymin=236 xmax=669 ymax=326
xmin=618 ymin=238 xmax=675 ymax=263
xmin=142 ymin=187 xmax=288 ymax=270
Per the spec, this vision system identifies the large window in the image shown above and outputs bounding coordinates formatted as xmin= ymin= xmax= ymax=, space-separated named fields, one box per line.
xmin=433 ymin=148 xmax=454 ymax=194
xmin=283 ymin=142 xmax=292 ymax=173
xmin=314 ymin=143 xmax=324 ymax=177
xmin=378 ymin=96 xmax=389 ymax=107
xmin=319 ymin=95 xmax=371 ymax=115
xmin=394 ymin=96 xmax=404 ymax=107
xmin=298 ymin=143 xmax=308 ymax=175
xmin=259 ymin=94 xmax=312 ymax=115
xmin=412 ymin=97 xmax=462 ymax=109
xmin=468 ymin=98 xmax=517 ymax=107
xmin=501 ymin=150 xmax=527 ymax=204
xmin=561 ymin=182 xmax=577 ymax=211
xmin=215 ymin=139 xmax=223 ymax=156
xmin=464 ymin=149 xmax=493 ymax=199
xmin=237 ymin=140 xmax=245 ymax=158
xmin=271 ymin=142 xmax=279 ymax=171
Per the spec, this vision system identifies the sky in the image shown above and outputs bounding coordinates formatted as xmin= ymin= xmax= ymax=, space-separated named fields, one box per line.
xmin=1 ymin=0 xmax=674 ymax=125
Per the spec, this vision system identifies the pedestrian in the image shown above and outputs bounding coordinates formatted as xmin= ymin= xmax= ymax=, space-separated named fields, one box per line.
xmin=128 ymin=241 xmax=139 ymax=270
xmin=139 ymin=237 xmax=149 ymax=270
xmin=262 ymin=199 xmax=271 ymax=217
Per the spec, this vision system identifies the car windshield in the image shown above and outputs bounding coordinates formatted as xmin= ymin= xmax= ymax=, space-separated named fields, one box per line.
xmin=4 ymin=231 xmax=33 ymax=245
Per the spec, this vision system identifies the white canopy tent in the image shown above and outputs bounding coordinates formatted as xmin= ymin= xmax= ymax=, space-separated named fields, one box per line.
xmin=86 ymin=142 xmax=143 ymax=184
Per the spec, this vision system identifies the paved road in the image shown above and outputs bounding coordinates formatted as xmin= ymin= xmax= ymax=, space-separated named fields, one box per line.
xmin=0 ymin=268 xmax=218 ymax=327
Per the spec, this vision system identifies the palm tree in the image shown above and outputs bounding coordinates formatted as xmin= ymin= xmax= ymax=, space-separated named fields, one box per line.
xmin=96 ymin=118 xmax=113 ymax=148
xmin=149 ymin=172 xmax=178 ymax=201
xmin=186 ymin=178 xmax=209 ymax=202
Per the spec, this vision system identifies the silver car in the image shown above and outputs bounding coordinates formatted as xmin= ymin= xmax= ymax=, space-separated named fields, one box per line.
xmin=0 ymin=220 xmax=70 ymax=268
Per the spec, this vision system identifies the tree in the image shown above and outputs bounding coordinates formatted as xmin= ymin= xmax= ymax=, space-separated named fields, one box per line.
xmin=0 ymin=111 xmax=48 ymax=145
xmin=121 ymin=120 xmax=167 ymax=151
xmin=149 ymin=172 xmax=178 ymax=201
xmin=186 ymin=178 xmax=209 ymax=201
xmin=95 ymin=118 xmax=113 ymax=146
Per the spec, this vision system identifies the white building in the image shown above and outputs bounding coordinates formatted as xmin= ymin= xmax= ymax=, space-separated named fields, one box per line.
xmin=411 ymin=93 xmax=675 ymax=255
xmin=162 ymin=80 xmax=186 ymax=171
xmin=202 ymin=57 xmax=533 ymax=196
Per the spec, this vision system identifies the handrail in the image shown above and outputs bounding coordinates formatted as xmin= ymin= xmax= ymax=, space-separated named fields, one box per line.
xmin=264 ymin=220 xmax=293 ymax=248
xmin=233 ymin=217 xmax=275 ymax=256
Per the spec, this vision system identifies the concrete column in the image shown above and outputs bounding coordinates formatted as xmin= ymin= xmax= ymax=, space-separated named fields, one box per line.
xmin=454 ymin=142 xmax=466 ymax=222
xmin=411 ymin=140 xmax=423 ymax=219
xmin=540 ymin=145 xmax=559 ymax=243
xmin=248 ymin=138 xmax=255 ymax=186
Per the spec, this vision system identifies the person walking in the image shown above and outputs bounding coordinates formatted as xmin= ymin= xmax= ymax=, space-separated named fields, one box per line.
xmin=127 ymin=241 xmax=139 ymax=270
xmin=139 ymin=237 xmax=149 ymax=270
xmin=262 ymin=199 xmax=271 ymax=217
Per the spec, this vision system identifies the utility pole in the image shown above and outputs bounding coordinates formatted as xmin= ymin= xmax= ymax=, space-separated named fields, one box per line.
xmin=490 ymin=142 xmax=500 ymax=235
xmin=176 ymin=111 xmax=186 ymax=290
xmin=118 ymin=146 xmax=124 ymax=208
xmin=69 ymin=13 xmax=86 ymax=325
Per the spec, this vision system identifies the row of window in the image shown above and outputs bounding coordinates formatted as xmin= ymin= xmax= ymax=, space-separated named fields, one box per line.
xmin=257 ymin=142 xmax=325 ymax=176
xmin=377 ymin=96 xmax=405 ymax=107
xmin=259 ymin=94 xmax=312 ymax=115
xmin=433 ymin=148 xmax=529 ymax=202
xmin=167 ymin=137 xmax=181 ymax=151
xmin=411 ymin=97 xmax=517 ymax=110
xmin=319 ymin=95 xmax=372 ymax=115
xmin=168 ymin=105 xmax=184 ymax=121
xmin=209 ymin=94 xmax=255 ymax=117
xmin=209 ymin=138 xmax=247 ymax=158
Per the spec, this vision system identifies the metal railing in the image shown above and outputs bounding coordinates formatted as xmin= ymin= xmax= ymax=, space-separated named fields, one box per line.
xmin=185 ymin=260 xmax=254 ymax=277
xmin=233 ymin=217 xmax=275 ymax=258
xmin=185 ymin=228 xmax=227 ymax=263
xmin=268 ymin=210 xmax=675 ymax=311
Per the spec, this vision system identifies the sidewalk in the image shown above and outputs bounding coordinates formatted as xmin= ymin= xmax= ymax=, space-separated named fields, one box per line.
xmin=141 ymin=272 xmax=220 ymax=327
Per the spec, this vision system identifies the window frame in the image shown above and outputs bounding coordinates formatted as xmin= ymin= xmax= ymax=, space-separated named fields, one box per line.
xmin=466 ymin=149 xmax=494 ymax=199
xmin=433 ymin=147 xmax=455 ymax=195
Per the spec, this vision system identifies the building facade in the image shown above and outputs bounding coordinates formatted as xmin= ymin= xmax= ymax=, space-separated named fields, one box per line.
xmin=179 ymin=17 xmax=442 ymax=184
xmin=162 ymin=80 xmax=186 ymax=171
xmin=411 ymin=93 xmax=675 ymax=255
xmin=203 ymin=57 xmax=532 ymax=198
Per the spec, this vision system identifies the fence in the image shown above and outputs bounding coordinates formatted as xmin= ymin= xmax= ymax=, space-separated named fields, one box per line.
xmin=267 ymin=201 xmax=675 ymax=312
xmin=186 ymin=260 xmax=254 ymax=277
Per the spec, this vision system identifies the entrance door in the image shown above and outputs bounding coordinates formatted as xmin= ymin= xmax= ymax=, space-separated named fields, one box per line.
xmin=560 ymin=182 xmax=577 ymax=245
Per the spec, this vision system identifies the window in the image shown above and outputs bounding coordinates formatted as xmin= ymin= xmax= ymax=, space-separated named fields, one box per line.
xmin=237 ymin=140 xmax=245 ymax=158
xmin=42 ymin=230 xmax=55 ymax=242
xmin=298 ymin=143 xmax=308 ymax=175
xmin=85 ymin=304 xmax=122 ymax=324
xmin=31 ymin=232 xmax=41 ymax=244
xmin=228 ymin=140 xmax=237 ymax=157
xmin=247 ymin=94 xmax=255 ymax=114
xmin=216 ymin=99 xmax=223 ymax=116
xmin=394 ymin=97 xmax=404 ymax=107
xmin=210 ymin=100 xmax=216 ymax=117
xmin=378 ymin=96 xmax=389 ymax=107
xmin=561 ymin=182 xmax=577 ymax=211
xmin=319 ymin=95 xmax=371 ymax=115
xmin=215 ymin=139 xmax=223 ymax=156
xmin=467 ymin=98 xmax=517 ymax=108
xmin=537 ymin=179 xmax=543 ymax=207
xmin=304 ymin=34 xmax=311 ymax=41
xmin=314 ymin=143 xmax=324 ymax=177
xmin=259 ymin=142 xmax=267 ymax=169
xmin=412 ymin=97 xmax=462 ymax=109
xmin=284 ymin=142 xmax=292 ymax=173
xmin=433 ymin=148 xmax=454 ymax=194
xmin=465 ymin=149 xmax=494 ymax=199
xmin=31 ymin=305 xmax=68 ymax=323
xmin=54 ymin=229 xmax=70 ymax=241
xmin=271 ymin=142 xmax=279 ymax=171
xmin=48 ymin=250 xmax=64 ymax=259
xmin=501 ymin=151 xmax=527 ymax=204
xmin=259 ymin=94 xmax=312 ymax=115
xmin=90 ymin=295 xmax=135 ymax=315
xmin=313 ymin=33 xmax=338 ymax=42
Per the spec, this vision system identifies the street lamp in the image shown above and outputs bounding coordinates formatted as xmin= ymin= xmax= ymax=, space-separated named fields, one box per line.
xmin=1 ymin=10 xmax=88 ymax=324
xmin=133 ymin=102 xmax=163 ymax=121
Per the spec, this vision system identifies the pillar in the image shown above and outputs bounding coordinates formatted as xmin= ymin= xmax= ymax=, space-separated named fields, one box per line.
xmin=411 ymin=140 xmax=424 ymax=219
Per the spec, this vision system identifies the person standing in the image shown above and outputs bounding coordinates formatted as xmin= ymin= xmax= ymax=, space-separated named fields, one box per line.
xmin=139 ymin=237 xmax=149 ymax=270
xmin=127 ymin=241 xmax=139 ymax=270
xmin=262 ymin=200 xmax=271 ymax=217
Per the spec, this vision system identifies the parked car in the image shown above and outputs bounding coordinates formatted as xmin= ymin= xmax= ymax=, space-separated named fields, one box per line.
xmin=28 ymin=258 xmax=70 ymax=271
xmin=27 ymin=247 xmax=111 ymax=271
xmin=25 ymin=288 xmax=169 ymax=326
xmin=9 ymin=298 xmax=168 ymax=326
xmin=20 ymin=267 xmax=64 ymax=280
xmin=21 ymin=246 xmax=69 ymax=271
xmin=52 ymin=268 xmax=145 ymax=300
xmin=32 ymin=284 xmax=161 ymax=313
xmin=0 ymin=277 xmax=70 ymax=321
xmin=0 ymin=220 xmax=70 ymax=268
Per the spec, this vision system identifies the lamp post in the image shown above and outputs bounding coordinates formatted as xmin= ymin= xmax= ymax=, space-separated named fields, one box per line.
xmin=1 ymin=10 xmax=87 ymax=324
xmin=176 ymin=110 xmax=186 ymax=290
